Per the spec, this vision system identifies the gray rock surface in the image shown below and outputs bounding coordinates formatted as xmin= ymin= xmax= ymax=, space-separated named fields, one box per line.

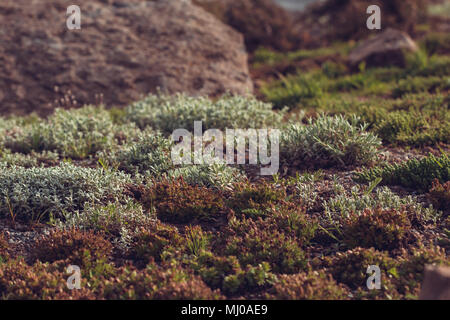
xmin=348 ymin=28 xmax=418 ymax=68
xmin=0 ymin=0 xmax=253 ymax=116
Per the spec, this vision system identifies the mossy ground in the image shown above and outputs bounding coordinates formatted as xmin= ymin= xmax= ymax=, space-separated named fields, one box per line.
xmin=0 ymin=23 xmax=449 ymax=300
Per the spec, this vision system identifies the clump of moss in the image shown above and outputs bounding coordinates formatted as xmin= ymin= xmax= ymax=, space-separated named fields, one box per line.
xmin=126 ymin=222 xmax=185 ymax=266
xmin=261 ymin=73 xmax=325 ymax=109
xmin=265 ymin=202 xmax=318 ymax=243
xmin=392 ymin=76 xmax=449 ymax=98
xmin=218 ymin=216 xmax=308 ymax=274
xmin=226 ymin=200 xmax=317 ymax=245
xmin=0 ymin=258 xmax=221 ymax=300
xmin=267 ymin=270 xmax=349 ymax=300
xmin=0 ymin=258 xmax=94 ymax=300
xmin=30 ymin=228 xmax=113 ymax=268
xmin=356 ymin=92 xmax=450 ymax=146
xmin=188 ymin=252 xmax=241 ymax=292
xmin=0 ymin=233 xmax=10 ymax=262
xmin=428 ymin=179 xmax=450 ymax=213
xmin=98 ymin=262 xmax=222 ymax=300
xmin=141 ymin=178 xmax=228 ymax=224
xmin=374 ymin=111 xmax=427 ymax=145
xmin=324 ymin=247 xmax=397 ymax=290
xmin=227 ymin=180 xmax=287 ymax=218
xmin=188 ymin=251 xmax=276 ymax=296
xmin=342 ymin=207 xmax=412 ymax=250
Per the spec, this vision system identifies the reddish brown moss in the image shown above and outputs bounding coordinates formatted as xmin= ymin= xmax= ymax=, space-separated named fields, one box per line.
xmin=396 ymin=243 xmax=450 ymax=294
xmin=0 ymin=258 xmax=221 ymax=300
xmin=225 ymin=201 xmax=317 ymax=248
xmin=142 ymin=178 xmax=227 ymax=224
xmin=126 ymin=221 xmax=185 ymax=266
xmin=322 ymin=244 xmax=449 ymax=299
xmin=227 ymin=180 xmax=287 ymax=218
xmin=188 ymin=251 xmax=276 ymax=296
xmin=218 ymin=216 xmax=308 ymax=274
xmin=0 ymin=258 xmax=94 ymax=300
xmin=97 ymin=262 xmax=222 ymax=300
xmin=265 ymin=202 xmax=318 ymax=244
xmin=30 ymin=228 xmax=113 ymax=268
xmin=428 ymin=179 xmax=450 ymax=213
xmin=188 ymin=252 xmax=242 ymax=290
xmin=268 ymin=270 xmax=350 ymax=300
xmin=342 ymin=207 xmax=412 ymax=250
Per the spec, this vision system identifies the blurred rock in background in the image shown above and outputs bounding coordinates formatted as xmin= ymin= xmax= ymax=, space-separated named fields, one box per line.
xmin=0 ymin=0 xmax=253 ymax=116
xmin=195 ymin=0 xmax=436 ymax=51
xmin=193 ymin=0 xmax=304 ymax=52
xmin=295 ymin=0 xmax=429 ymax=44
xmin=348 ymin=28 xmax=419 ymax=69
xmin=419 ymin=265 xmax=450 ymax=300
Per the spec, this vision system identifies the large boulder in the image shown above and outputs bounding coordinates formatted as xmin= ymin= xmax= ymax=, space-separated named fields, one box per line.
xmin=419 ymin=265 xmax=450 ymax=300
xmin=348 ymin=28 xmax=419 ymax=69
xmin=0 ymin=0 xmax=253 ymax=116
xmin=304 ymin=0 xmax=428 ymax=42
